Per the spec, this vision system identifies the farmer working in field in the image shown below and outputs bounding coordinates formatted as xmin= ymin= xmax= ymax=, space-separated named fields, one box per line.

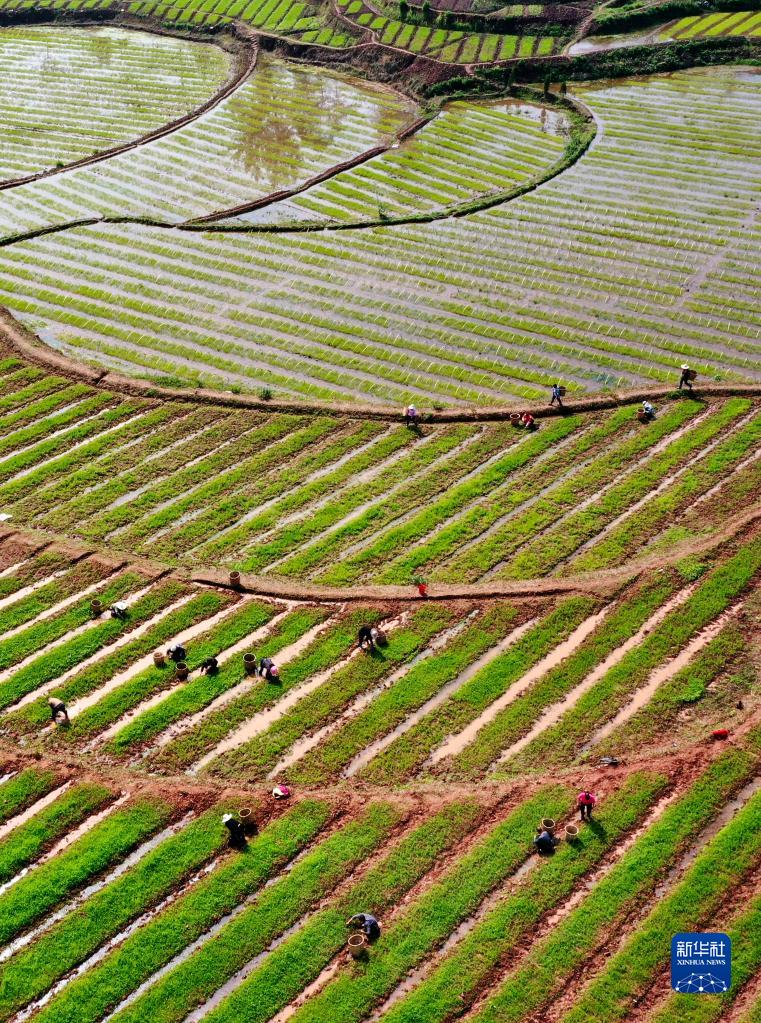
xmin=678 ymin=365 xmax=694 ymax=392
xmin=200 ymin=656 xmax=218 ymax=675
xmin=404 ymin=405 xmax=419 ymax=428
xmin=347 ymin=913 xmax=381 ymax=941
xmin=167 ymin=643 xmax=187 ymax=662
xmin=222 ymin=813 xmax=246 ymax=847
xmin=578 ymin=790 xmax=597 ymax=821
xmin=259 ymin=656 xmax=280 ymax=681
xmin=358 ymin=625 xmax=376 ymax=652
xmin=48 ymin=697 xmax=69 ymax=725
xmin=549 ymin=383 xmax=563 ymax=407
xmin=533 ymin=829 xmax=558 ymax=855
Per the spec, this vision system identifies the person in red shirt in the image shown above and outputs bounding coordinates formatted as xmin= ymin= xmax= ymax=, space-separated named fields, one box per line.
xmin=578 ymin=790 xmax=597 ymax=821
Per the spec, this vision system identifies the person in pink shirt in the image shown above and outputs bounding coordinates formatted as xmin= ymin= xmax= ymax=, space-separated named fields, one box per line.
xmin=578 ymin=790 xmax=597 ymax=821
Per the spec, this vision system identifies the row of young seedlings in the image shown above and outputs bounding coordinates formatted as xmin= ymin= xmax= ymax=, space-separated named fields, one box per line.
xmin=2 ymin=729 xmax=760 ymax=1023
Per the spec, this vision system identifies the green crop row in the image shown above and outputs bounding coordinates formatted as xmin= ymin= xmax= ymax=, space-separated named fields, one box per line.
xmin=204 ymin=789 xmax=568 ymax=1023
xmin=287 ymin=602 xmax=521 ymax=785
xmin=113 ymin=416 xmax=324 ymax=552
xmin=314 ymin=421 xmax=582 ymax=586
xmin=157 ymin=421 xmax=386 ymax=564
xmin=0 ymin=805 xmax=229 ymax=1020
xmin=382 ymin=771 xmax=667 ymax=1023
xmin=450 ymin=574 xmax=678 ymax=776
xmin=503 ymin=534 xmax=761 ymax=774
xmin=467 ymin=740 xmax=761 ymax=1023
xmin=204 ymin=603 xmax=457 ymax=780
xmin=443 ymin=400 xmax=702 ymax=582
xmin=0 ymin=546 xmax=75 ymax=602
xmin=0 ymin=382 xmax=93 ymax=444
xmin=55 ymin=597 xmax=278 ymax=742
xmin=501 ymin=398 xmax=751 ymax=578
xmin=0 ymin=569 xmax=144 ymax=680
xmin=0 ymin=782 xmax=112 ymax=884
xmin=106 ymin=604 xmax=326 ymax=752
xmin=195 ymin=423 xmax=403 ymax=564
xmin=110 ymin=800 xmax=415 ymax=1023
xmin=150 ymin=607 xmax=381 ymax=773
xmin=598 ymin=620 xmax=746 ymax=752
xmin=4 ymin=588 xmax=229 ymax=735
xmin=0 ymin=392 xmax=113 ymax=460
xmin=561 ymin=785 xmax=761 ymax=1022
xmin=30 ymin=406 xmax=221 ymax=531
xmin=285 ymin=784 xmax=589 ymax=1023
xmin=0 ymin=797 xmax=172 ymax=947
xmin=570 ymin=407 xmax=761 ymax=571
xmin=0 ymin=404 xmax=173 ymax=509
xmin=362 ymin=596 xmax=596 ymax=786
xmin=0 ymin=556 xmax=116 ymax=637
xmin=0 ymin=575 xmax=181 ymax=712
xmin=268 ymin=425 xmax=486 ymax=580
xmin=0 ymin=767 xmax=59 ymax=824
xmin=30 ymin=799 xmax=334 ymax=1023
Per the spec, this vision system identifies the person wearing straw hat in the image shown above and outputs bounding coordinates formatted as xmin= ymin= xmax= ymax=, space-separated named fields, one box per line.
xmin=678 ymin=365 xmax=694 ymax=392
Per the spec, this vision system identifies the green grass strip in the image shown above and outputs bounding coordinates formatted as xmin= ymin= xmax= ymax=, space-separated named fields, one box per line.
xmin=155 ymin=421 xmax=384 ymax=562
xmin=0 ymin=575 xmax=181 ymax=712
xmin=361 ymin=596 xmax=596 ymax=786
xmin=0 ymin=547 xmax=75 ymax=602
xmin=570 ymin=409 xmax=761 ymax=571
xmin=382 ymin=771 xmax=668 ymax=1023
xmin=0 ymin=805 xmax=229 ymax=1021
xmin=105 ymin=604 xmax=325 ymax=752
xmin=454 ymin=745 xmax=758 ymax=1023
xmin=0 ymin=767 xmax=59 ymax=824
xmin=442 ymin=401 xmax=701 ymax=582
xmin=0 ymin=392 xmax=113 ymax=459
xmin=198 ymin=423 xmax=407 ymax=565
xmin=4 ymin=589 xmax=229 ymax=735
xmin=503 ymin=535 xmax=761 ymax=773
xmin=450 ymin=575 xmax=678 ymax=776
xmin=0 ymin=383 xmax=93 ymax=443
xmin=0 ymin=782 xmax=112 ymax=884
xmin=287 ymin=603 xmax=521 ymax=785
xmin=284 ymin=785 xmax=580 ymax=1023
xmin=201 ymin=792 xmax=564 ymax=1023
xmin=501 ymin=398 xmax=751 ymax=578
xmin=599 ymin=620 xmax=745 ymax=753
xmin=30 ymin=799 xmax=333 ymax=1023
xmin=0 ymin=557 xmax=116 ymax=637
xmin=560 ymin=787 xmax=761 ymax=1023
xmin=649 ymin=892 xmax=761 ymax=1022
xmin=322 ymin=422 xmax=586 ymax=586
xmin=109 ymin=801 xmax=408 ymax=1023
xmin=0 ymin=569 xmax=144 ymax=684
xmin=151 ymin=608 xmax=383 ymax=773
xmin=205 ymin=603 xmax=457 ymax=781
xmin=0 ymin=797 xmax=172 ymax=946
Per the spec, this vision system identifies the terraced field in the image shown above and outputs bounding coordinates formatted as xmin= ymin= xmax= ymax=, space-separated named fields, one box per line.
xmin=0 ymin=6 xmax=759 ymax=1020
xmin=0 ymin=26 xmax=232 ymax=181
xmin=0 ymin=355 xmax=757 ymax=582
xmin=0 ymin=63 xmax=758 ymax=402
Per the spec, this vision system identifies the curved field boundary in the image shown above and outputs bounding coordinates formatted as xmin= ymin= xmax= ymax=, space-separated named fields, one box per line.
xmin=0 ymin=28 xmax=258 ymax=193
xmin=1 ymin=499 xmax=759 ymax=604
xmin=3 ymin=308 xmax=760 ymax=422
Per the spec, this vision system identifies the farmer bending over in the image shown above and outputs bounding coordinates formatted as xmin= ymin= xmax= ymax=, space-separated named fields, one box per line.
xmin=678 ymin=365 xmax=694 ymax=392
xmin=358 ymin=625 xmax=376 ymax=651
xmin=168 ymin=643 xmax=187 ymax=662
xmin=347 ymin=913 xmax=381 ymax=941
xmin=48 ymin=697 xmax=69 ymax=725
xmin=533 ymin=829 xmax=558 ymax=855
xmin=200 ymin=656 xmax=218 ymax=675
xmin=260 ymin=657 xmax=280 ymax=681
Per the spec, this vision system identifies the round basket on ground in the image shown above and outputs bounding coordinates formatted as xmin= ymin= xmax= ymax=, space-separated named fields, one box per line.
xmin=510 ymin=412 xmax=521 ymax=426
xmin=229 ymin=571 xmax=241 ymax=588
xmin=239 ymin=807 xmax=255 ymax=835
xmin=90 ymin=599 xmax=103 ymax=617
xmin=175 ymin=662 xmax=189 ymax=680
xmin=348 ymin=933 xmax=367 ymax=959
xmin=153 ymin=650 xmax=166 ymax=667
xmin=243 ymin=653 xmax=257 ymax=675
xmin=564 ymin=823 xmax=579 ymax=841
xmin=541 ymin=818 xmax=556 ymax=832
